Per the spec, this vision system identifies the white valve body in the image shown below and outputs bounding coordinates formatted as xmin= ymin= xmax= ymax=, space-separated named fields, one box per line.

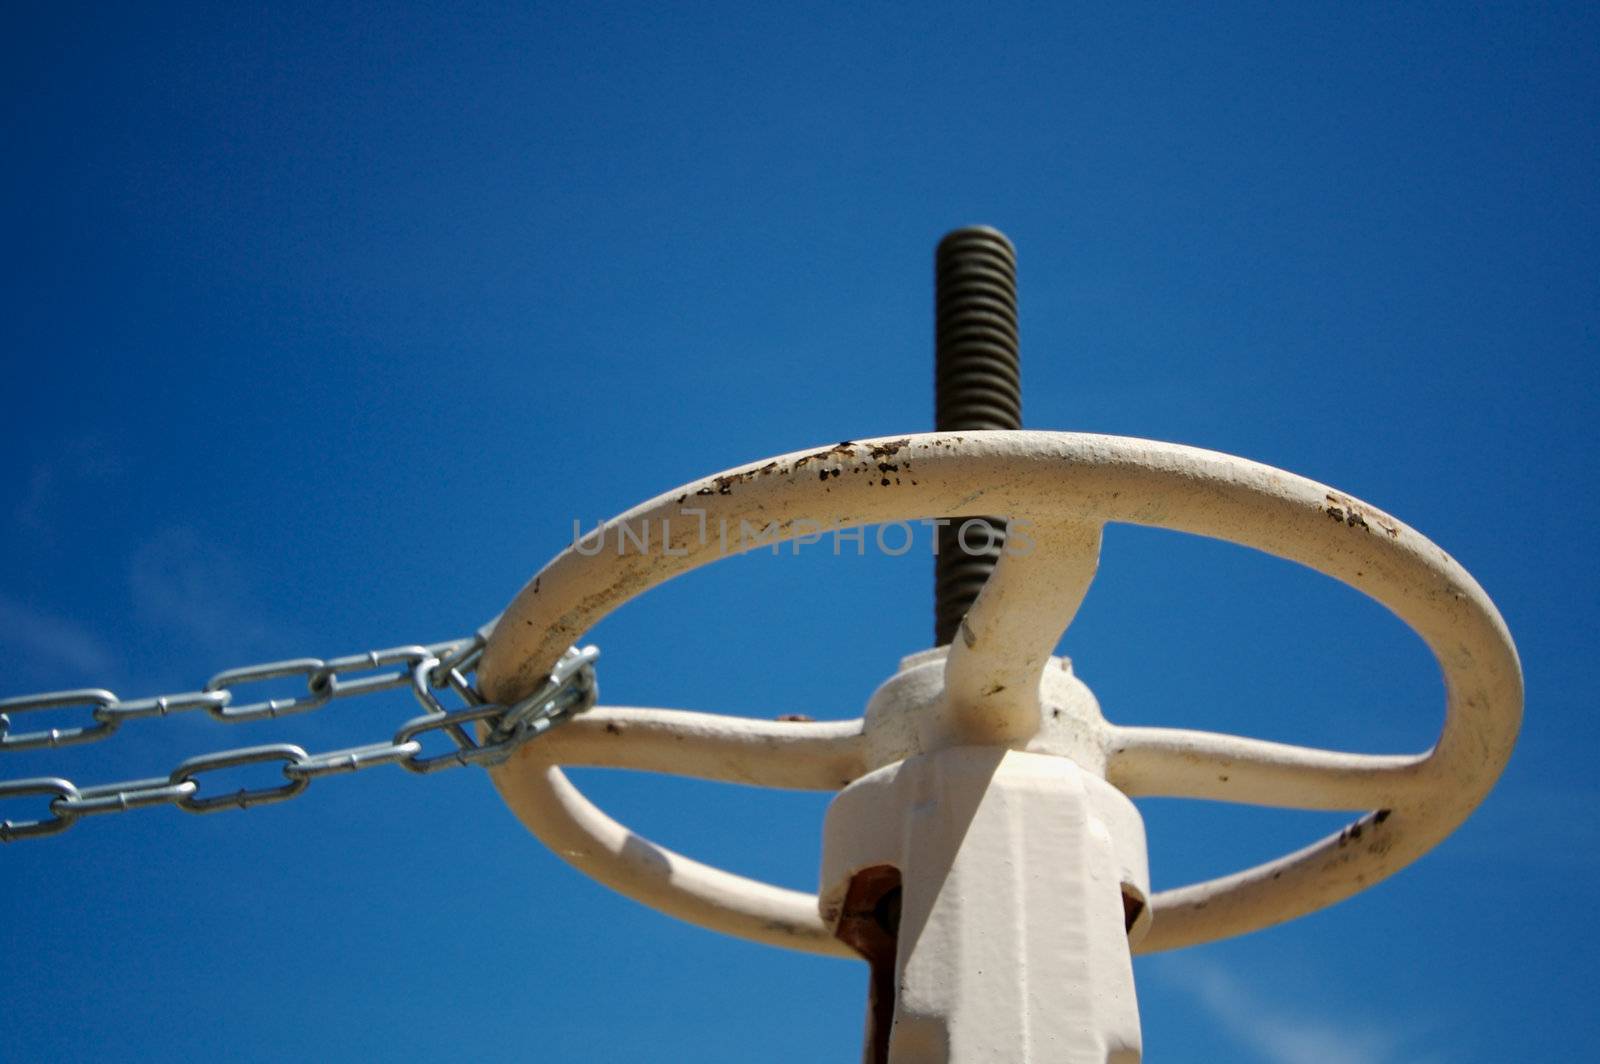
xmin=819 ymin=650 xmax=1150 ymax=1063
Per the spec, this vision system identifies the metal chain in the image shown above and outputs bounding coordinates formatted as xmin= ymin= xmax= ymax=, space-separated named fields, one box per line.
xmin=0 ymin=627 xmax=599 ymax=842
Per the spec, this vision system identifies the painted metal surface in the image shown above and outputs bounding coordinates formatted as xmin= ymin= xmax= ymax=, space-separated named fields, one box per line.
xmin=477 ymin=429 xmax=1521 ymax=959
xmin=823 ymin=746 xmax=1145 ymax=1063
xmin=819 ymin=650 xmax=1148 ymax=1061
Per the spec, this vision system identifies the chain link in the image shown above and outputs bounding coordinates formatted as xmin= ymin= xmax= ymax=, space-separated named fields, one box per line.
xmin=0 ymin=629 xmax=599 ymax=842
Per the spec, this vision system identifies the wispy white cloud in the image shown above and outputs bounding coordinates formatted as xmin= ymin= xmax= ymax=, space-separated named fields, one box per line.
xmin=0 ymin=592 xmax=116 ymax=677
xmin=1153 ymin=955 xmax=1445 ymax=1064
xmin=127 ymin=526 xmax=273 ymax=655
xmin=13 ymin=435 xmax=126 ymax=540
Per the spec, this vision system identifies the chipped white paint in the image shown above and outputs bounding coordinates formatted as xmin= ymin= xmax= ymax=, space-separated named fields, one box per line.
xmin=477 ymin=430 xmax=1521 ymax=1050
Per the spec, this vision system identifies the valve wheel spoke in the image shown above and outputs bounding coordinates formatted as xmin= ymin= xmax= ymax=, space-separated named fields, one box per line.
xmin=1105 ymin=726 xmax=1428 ymax=811
xmin=510 ymin=706 xmax=866 ymax=790
xmin=941 ymin=520 xmax=1102 ymax=742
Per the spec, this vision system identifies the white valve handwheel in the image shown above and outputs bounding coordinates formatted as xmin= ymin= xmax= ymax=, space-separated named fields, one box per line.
xmin=477 ymin=431 xmax=1521 ymax=957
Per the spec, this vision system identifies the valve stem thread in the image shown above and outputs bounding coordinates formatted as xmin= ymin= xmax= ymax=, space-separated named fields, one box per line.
xmin=934 ymin=227 xmax=1021 ymax=647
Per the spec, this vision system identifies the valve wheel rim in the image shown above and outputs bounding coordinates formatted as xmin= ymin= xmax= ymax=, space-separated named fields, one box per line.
xmin=478 ymin=430 xmax=1522 ymax=956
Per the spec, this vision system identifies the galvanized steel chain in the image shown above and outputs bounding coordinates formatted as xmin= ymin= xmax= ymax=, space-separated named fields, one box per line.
xmin=0 ymin=626 xmax=599 ymax=842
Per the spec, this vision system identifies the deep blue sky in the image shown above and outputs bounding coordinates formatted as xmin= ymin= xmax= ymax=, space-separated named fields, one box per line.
xmin=3 ymin=4 xmax=1596 ymax=1061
